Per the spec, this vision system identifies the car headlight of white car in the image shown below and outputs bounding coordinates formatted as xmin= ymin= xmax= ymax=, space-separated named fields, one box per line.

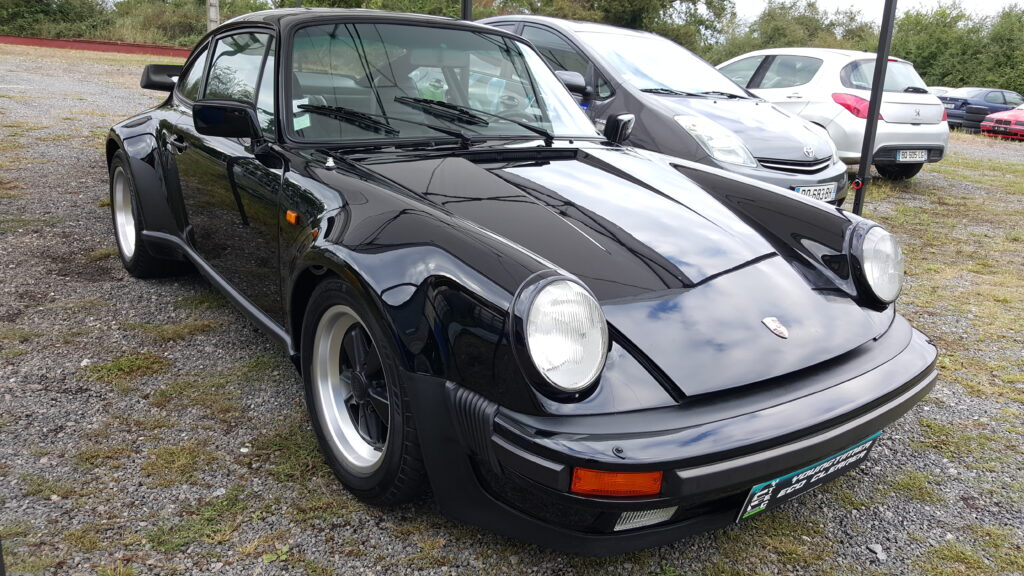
xmin=674 ymin=114 xmax=757 ymax=167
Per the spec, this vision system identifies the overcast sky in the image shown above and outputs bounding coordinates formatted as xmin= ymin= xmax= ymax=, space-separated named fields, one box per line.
xmin=732 ymin=0 xmax=1022 ymax=21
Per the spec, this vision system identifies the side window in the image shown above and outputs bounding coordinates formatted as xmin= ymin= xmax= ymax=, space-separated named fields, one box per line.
xmin=720 ymin=56 xmax=764 ymax=88
xmin=759 ymin=56 xmax=822 ymax=89
xmin=595 ymin=75 xmax=613 ymax=99
xmin=205 ymin=32 xmax=272 ymax=102
xmin=1005 ymin=92 xmax=1023 ymax=106
xmin=521 ymin=25 xmax=588 ymax=78
xmin=984 ymin=91 xmax=1004 ymax=105
xmin=255 ymin=37 xmax=276 ymax=138
xmin=175 ymin=47 xmax=209 ymax=102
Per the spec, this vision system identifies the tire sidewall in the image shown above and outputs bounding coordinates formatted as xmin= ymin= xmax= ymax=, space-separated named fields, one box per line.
xmin=300 ymin=277 xmax=410 ymax=499
xmin=109 ymin=151 xmax=145 ymax=271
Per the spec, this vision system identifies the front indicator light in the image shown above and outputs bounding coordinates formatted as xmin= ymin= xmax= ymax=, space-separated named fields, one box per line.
xmin=570 ymin=468 xmax=662 ymax=497
xmin=614 ymin=506 xmax=678 ymax=531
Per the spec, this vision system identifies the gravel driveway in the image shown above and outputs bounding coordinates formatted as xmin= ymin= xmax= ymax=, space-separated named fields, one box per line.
xmin=1 ymin=44 xmax=1021 ymax=576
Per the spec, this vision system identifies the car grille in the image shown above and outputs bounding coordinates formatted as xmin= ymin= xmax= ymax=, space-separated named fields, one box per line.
xmin=756 ymin=157 xmax=833 ymax=175
xmin=996 ymin=119 xmax=1012 ymax=126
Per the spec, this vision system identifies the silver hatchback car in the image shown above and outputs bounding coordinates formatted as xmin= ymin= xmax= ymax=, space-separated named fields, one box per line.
xmin=719 ymin=48 xmax=949 ymax=180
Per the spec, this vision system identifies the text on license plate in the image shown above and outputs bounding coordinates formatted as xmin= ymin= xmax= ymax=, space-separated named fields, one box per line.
xmin=897 ymin=150 xmax=928 ymax=162
xmin=737 ymin=432 xmax=882 ymax=521
xmin=792 ymin=184 xmax=837 ymax=201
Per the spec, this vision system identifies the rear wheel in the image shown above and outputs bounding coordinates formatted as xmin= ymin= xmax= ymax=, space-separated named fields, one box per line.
xmin=875 ymin=162 xmax=924 ymax=180
xmin=109 ymin=150 xmax=182 ymax=278
xmin=302 ymin=278 xmax=425 ymax=505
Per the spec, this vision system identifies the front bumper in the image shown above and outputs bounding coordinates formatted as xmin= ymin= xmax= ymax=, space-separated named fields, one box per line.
xmin=710 ymin=157 xmax=849 ymax=205
xmin=407 ymin=315 xmax=937 ymax=555
xmin=981 ymin=121 xmax=1024 ymax=140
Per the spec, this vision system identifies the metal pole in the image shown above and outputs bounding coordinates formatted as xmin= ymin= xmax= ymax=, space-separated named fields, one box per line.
xmin=852 ymin=0 xmax=898 ymax=215
xmin=207 ymin=0 xmax=220 ymax=32
xmin=462 ymin=0 xmax=472 ymax=20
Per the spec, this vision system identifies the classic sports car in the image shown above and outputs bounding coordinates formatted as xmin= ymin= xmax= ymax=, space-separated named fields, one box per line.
xmin=106 ymin=9 xmax=937 ymax=555
xmin=980 ymin=104 xmax=1024 ymax=140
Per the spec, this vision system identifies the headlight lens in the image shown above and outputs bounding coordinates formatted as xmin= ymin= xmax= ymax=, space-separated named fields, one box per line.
xmin=674 ymin=114 xmax=757 ymax=167
xmin=861 ymin=226 xmax=904 ymax=303
xmin=526 ymin=280 xmax=608 ymax=392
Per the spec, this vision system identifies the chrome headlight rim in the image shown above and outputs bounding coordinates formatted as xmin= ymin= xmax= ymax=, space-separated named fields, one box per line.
xmin=510 ymin=272 xmax=609 ymax=400
xmin=849 ymin=220 xmax=905 ymax=305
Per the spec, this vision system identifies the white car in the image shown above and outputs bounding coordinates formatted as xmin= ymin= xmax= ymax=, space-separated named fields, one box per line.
xmin=718 ymin=48 xmax=949 ymax=180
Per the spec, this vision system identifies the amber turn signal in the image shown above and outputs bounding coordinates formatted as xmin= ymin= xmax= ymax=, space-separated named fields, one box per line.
xmin=570 ymin=468 xmax=663 ymax=497
xmin=285 ymin=210 xmax=300 ymax=225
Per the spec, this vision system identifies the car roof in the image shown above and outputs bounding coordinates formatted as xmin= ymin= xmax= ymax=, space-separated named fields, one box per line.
xmin=224 ymin=7 xmax=512 ymax=37
xmin=480 ymin=14 xmax=656 ymax=39
xmin=727 ymin=47 xmax=908 ymax=64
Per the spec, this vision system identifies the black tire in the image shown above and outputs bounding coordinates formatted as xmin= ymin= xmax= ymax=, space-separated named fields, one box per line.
xmin=301 ymin=277 xmax=426 ymax=505
xmin=875 ymin=163 xmax=924 ymax=180
xmin=108 ymin=150 xmax=182 ymax=278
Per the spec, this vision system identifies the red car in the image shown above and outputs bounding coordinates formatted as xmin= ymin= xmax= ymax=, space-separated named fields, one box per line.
xmin=981 ymin=105 xmax=1024 ymax=140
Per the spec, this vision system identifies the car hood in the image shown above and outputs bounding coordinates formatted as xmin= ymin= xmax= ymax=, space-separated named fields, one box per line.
xmin=989 ymin=108 xmax=1024 ymax=121
xmin=360 ymin=146 xmax=881 ymax=395
xmin=645 ymin=95 xmax=833 ymax=161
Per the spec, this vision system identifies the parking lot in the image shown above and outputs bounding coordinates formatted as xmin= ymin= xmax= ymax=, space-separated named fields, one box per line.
xmin=0 ymin=43 xmax=1021 ymax=575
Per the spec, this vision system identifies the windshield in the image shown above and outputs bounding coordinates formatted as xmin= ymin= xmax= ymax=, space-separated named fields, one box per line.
xmin=575 ymin=31 xmax=746 ymax=98
xmin=288 ymin=23 xmax=596 ymax=143
xmin=840 ymin=60 xmax=928 ymax=92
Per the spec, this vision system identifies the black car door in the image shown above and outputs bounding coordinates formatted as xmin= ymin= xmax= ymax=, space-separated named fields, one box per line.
xmin=169 ymin=31 xmax=286 ymax=325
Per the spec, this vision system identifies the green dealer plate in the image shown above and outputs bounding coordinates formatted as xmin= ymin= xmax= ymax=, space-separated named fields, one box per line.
xmin=738 ymin=431 xmax=882 ymax=522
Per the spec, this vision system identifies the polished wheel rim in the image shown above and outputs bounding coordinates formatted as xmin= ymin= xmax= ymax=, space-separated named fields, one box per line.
xmin=312 ymin=305 xmax=390 ymax=475
xmin=112 ymin=166 xmax=136 ymax=259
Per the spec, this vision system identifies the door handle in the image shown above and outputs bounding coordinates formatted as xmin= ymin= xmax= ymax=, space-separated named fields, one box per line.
xmin=786 ymin=94 xmax=804 ymax=99
xmin=168 ymin=134 xmax=188 ymax=153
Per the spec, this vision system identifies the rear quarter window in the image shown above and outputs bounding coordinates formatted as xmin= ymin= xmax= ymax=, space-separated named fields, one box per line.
xmin=839 ymin=60 xmax=926 ymax=92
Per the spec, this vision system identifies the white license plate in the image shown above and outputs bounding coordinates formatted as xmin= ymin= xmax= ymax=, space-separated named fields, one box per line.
xmin=943 ymin=103 xmax=954 ymax=109
xmin=792 ymin=183 xmax=837 ymax=202
xmin=897 ymin=150 xmax=928 ymax=162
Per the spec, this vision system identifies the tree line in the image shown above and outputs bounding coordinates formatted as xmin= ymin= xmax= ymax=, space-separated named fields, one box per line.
xmin=1 ymin=0 xmax=1022 ymax=93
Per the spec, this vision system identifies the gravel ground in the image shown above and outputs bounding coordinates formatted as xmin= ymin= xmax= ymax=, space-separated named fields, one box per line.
xmin=1 ymin=44 xmax=1022 ymax=576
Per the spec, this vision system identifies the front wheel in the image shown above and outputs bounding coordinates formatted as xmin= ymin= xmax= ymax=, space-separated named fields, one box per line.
xmin=109 ymin=150 xmax=185 ymax=277
xmin=301 ymin=278 xmax=426 ymax=505
xmin=875 ymin=162 xmax=924 ymax=180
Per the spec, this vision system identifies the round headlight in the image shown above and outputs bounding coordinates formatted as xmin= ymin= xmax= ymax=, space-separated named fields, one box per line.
xmin=525 ymin=280 xmax=608 ymax=393
xmin=861 ymin=226 xmax=904 ymax=303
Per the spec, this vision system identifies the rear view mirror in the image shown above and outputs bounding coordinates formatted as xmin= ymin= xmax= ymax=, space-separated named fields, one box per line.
xmin=604 ymin=113 xmax=635 ymax=145
xmin=555 ymin=71 xmax=587 ymax=96
xmin=141 ymin=64 xmax=182 ymax=92
xmin=193 ymin=100 xmax=260 ymax=139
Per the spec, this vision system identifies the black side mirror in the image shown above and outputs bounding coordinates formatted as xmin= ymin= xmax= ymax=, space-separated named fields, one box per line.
xmin=604 ymin=113 xmax=635 ymax=144
xmin=555 ymin=71 xmax=587 ymax=97
xmin=141 ymin=64 xmax=182 ymax=92
xmin=193 ymin=100 xmax=261 ymax=140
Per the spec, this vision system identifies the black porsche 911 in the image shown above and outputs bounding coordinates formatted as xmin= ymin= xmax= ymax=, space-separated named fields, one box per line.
xmin=105 ymin=8 xmax=937 ymax=555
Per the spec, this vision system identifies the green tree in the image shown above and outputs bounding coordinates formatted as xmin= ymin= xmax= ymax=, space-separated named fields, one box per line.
xmin=889 ymin=3 xmax=986 ymax=87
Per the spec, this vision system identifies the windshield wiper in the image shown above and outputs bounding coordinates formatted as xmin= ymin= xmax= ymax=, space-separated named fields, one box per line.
xmin=640 ymin=87 xmax=701 ymax=96
xmin=392 ymin=96 xmax=490 ymax=126
xmin=299 ymin=104 xmax=476 ymax=148
xmin=904 ymin=86 xmax=929 ymax=94
xmin=395 ymin=96 xmax=555 ymax=147
xmin=700 ymin=90 xmax=747 ymax=99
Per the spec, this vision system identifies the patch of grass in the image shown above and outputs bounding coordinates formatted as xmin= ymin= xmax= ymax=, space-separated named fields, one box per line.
xmin=0 ymin=520 xmax=31 ymax=539
xmin=710 ymin=510 xmax=831 ymax=572
xmin=177 ymin=290 xmax=229 ymax=311
xmin=0 ymin=347 xmax=28 ymax=358
xmin=971 ymin=524 xmax=1024 ymax=572
xmin=915 ymin=542 xmax=989 ymax=576
xmin=253 ymin=413 xmax=327 ymax=484
xmin=0 ymin=216 xmax=53 ymax=234
xmin=931 ymin=153 xmax=1024 ymax=196
xmin=97 ymin=562 xmax=138 ymax=576
xmin=141 ymin=440 xmax=216 ymax=487
xmin=20 ymin=473 xmax=76 ymax=499
xmin=2 ymin=544 xmax=59 ymax=574
xmin=85 ymin=247 xmax=119 ymax=262
xmin=85 ymin=352 xmax=172 ymax=392
xmin=98 ymin=197 xmax=112 ymax=208
xmin=48 ymin=297 xmax=106 ymax=311
xmin=289 ymin=478 xmax=358 ymax=525
xmin=127 ymin=319 xmax=218 ymax=343
xmin=65 ymin=523 xmax=104 ymax=552
xmin=0 ymin=324 xmax=40 ymax=343
xmin=149 ymin=354 xmax=279 ymax=422
xmin=74 ymin=443 xmax=132 ymax=470
xmin=889 ymin=470 xmax=943 ymax=503
xmin=145 ymin=485 xmax=248 ymax=552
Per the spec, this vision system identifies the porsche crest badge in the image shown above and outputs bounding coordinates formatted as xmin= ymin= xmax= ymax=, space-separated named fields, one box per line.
xmin=762 ymin=317 xmax=789 ymax=339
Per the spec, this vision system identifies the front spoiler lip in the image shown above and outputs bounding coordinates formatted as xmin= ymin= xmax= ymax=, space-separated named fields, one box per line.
xmin=491 ymin=317 xmax=937 ymax=505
